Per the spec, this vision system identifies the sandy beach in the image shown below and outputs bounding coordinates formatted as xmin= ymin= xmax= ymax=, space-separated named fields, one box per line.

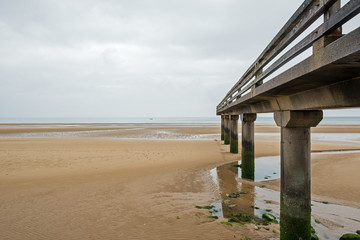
xmin=0 ymin=123 xmax=360 ymax=239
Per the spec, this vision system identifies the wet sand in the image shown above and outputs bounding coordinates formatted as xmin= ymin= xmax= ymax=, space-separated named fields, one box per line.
xmin=0 ymin=124 xmax=359 ymax=239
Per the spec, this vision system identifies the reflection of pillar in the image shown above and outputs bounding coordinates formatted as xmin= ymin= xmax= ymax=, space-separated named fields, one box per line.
xmin=274 ymin=110 xmax=322 ymax=240
xmin=217 ymin=163 xmax=239 ymax=217
xmin=221 ymin=115 xmax=225 ymax=141
xmin=224 ymin=115 xmax=230 ymax=145
xmin=241 ymin=113 xmax=257 ymax=180
xmin=230 ymin=115 xmax=239 ymax=153
xmin=238 ymin=182 xmax=255 ymax=217
xmin=217 ymin=162 xmax=255 ymax=218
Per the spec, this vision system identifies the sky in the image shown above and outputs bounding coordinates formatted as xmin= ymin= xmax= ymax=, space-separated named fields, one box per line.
xmin=0 ymin=0 xmax=359 ymax=118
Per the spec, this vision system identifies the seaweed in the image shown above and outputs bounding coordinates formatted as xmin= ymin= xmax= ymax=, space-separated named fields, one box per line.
xmin=228 ymin=192 xmax=241 ymax=198
xmin=339 ymin=233 xmax=360 ymax=240
xmin=231 ymin=213 xmax=253 ymax=223
xmin=311 ymin=233 xmax=319 ymax=240
xmin=195 ymin=205 xmax=214 ymax=210
xmin=262 ymin=213 xmax=277 ymax=223
xmin=220 ymin=221 xmax=232 ymax=226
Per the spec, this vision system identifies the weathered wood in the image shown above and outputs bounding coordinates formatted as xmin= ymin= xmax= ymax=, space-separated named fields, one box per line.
xmin=254 ymin=0 xmax=338 ymax=72
xmin=217 ymin=26 xmax=360 ymax=114
xmin=217 ymin=0 xmax=360 ymax=113
xmin=219 ymin=0 xmax=320 ymax=103
xmin=250 ymin=0 xmax=360 ymax=88
xmin=324 ymin=0 xmax=342 ymax=35
xmin=217 ymin=0 xmax=339 ymax=111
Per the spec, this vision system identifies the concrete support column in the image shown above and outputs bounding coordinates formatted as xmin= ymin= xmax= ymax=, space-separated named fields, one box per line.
xmin=221 ymin=115 xmax=225 ymax=141
xmin=230 ymin=115 xmax=239 ymax=153
xmin=240 ymin=113 xmax=257 ymax=180
xmin=224 ymin=115 xmax=230 ymax=145
xmin=274 ymin=110 xmax=323 ymax=240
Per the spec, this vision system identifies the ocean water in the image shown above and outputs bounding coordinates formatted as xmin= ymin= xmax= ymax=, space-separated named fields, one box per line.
xmin=0 ymin=116 xmax=359 ymax=124
xmin=0 ymin=117 xmax=219 ymax=124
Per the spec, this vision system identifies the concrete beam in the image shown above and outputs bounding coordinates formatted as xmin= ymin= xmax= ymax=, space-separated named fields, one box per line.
xmin=274 ymin=110 xmax=322 ymax=239
xmin=226 ymin=77 xmax=360 ymax=114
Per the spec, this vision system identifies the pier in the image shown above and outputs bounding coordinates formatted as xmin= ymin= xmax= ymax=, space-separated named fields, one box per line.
xmin=216 ymin=0 xmax=360 ymax=239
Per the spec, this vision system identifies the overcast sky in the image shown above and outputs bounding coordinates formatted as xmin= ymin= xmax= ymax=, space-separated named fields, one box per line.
xmin=0 ymin=0 xmax=359 ymax=118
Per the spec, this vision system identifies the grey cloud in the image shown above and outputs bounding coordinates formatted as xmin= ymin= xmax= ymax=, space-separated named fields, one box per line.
xmin=1 ymin=0 xmax=358 ymax=117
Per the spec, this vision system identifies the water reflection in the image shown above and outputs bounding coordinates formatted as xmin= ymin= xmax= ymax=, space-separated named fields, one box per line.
xmin=211 ymin=162 xmax=278 ymax=221
xmin=210 ymin=158 xmax=360 ymax=240
xmin=237 ymin=156 xmax=280 ymax=181
xmin=216 ymin=163 xmax=255 ymax=218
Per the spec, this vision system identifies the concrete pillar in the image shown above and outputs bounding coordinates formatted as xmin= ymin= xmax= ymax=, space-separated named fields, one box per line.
xmin=230 ymin=115 xmax=239 ymax=153
xmin=221 ymin=115 xmax=225 ymax=141
xmin=240 ymin=113 xmax=257 ymax=180
xmin=224 ymin=115 xmax=230 ymax=145
xmin=274 ymin=110 xmax=323 ymax=240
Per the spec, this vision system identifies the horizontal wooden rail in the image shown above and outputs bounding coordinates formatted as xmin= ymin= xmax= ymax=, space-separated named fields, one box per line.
xmin=239 ymin=0 xmax=360 ymax=97
xmin=217 ymin=0 xmax=336 ymax=109
xmin=217 ymin=0 xmax=360 ymax=113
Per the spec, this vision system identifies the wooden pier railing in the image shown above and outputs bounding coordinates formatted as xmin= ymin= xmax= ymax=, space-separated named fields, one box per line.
xmin=216 ymin=0 xmax=360 ymax=114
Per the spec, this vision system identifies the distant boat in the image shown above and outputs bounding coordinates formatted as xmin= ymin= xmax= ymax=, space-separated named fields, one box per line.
xmin=149 ymin=118 xmax=153 ymax=120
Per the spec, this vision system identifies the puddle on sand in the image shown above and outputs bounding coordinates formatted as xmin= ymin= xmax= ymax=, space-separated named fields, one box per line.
xmin=221 ymin=156 xmax=281 ymax=182
xmin=210 ymin=158 xmax=360 ymax=240
xmin=209 ymin=161 xmax=280 ymax=221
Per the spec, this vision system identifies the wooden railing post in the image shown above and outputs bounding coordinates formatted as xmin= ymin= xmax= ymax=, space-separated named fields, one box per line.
xmin=314 ymin=0 xmax=343 ymax=53
xmin=324 ymin=0 xmax=342 ymax=36
xmin=251 ymin=66 xmax=263 ymax=97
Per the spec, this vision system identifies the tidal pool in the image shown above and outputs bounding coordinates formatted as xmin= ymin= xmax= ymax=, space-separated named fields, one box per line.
xmin=209 ymin=153 xmax=360 ymax=240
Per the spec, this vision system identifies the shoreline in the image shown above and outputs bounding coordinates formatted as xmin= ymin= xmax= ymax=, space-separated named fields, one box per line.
xmin=2 ymin=123 xmax=360 ymax=142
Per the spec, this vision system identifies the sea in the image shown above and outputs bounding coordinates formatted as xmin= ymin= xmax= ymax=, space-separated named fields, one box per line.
xmin=0 ymin=116 xmax=360 ymax=125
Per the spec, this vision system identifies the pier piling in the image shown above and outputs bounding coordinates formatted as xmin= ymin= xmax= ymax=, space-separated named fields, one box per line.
xmin=221 ymin=115 xmax=225 ymax=141
xmin=230 ymin=115 xmax=239 ymax=153
xmin=274 ymin=110 xmax=323 ymax=240
xmin=240 ymin=113 xmax=257 ymax=180
xmin=224 ymin=115 xmax=230 ymax=145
